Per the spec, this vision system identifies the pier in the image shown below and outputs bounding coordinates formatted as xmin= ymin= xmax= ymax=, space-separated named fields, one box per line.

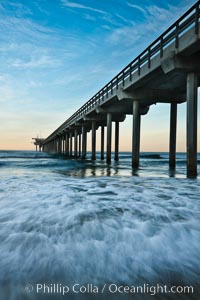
xmin=43 ymin=1 xmax=200 ymax=177
xmin=32 ymin=138 xmax=45 ymax=152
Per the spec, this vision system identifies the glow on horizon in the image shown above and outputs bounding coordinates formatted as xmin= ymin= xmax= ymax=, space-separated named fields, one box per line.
xmin=0 ymin=0 xmax=199 ymax=152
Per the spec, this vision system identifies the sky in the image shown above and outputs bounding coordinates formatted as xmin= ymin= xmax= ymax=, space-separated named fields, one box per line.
xmin=0 ymin=0 xmax=199 ymax=151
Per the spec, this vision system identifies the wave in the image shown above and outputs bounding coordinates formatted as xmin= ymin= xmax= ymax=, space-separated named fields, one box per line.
xmin=140 ymin=154 xmax=164 ymax=159
xmin=0 ymin=151 xmax=62 ymax=160
xmin=0 ymin=174 xmax=200 ymax=299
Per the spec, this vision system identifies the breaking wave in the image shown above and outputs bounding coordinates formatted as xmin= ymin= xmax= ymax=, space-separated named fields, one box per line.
xmin=0 ymin=151 xmax=200 ymax=299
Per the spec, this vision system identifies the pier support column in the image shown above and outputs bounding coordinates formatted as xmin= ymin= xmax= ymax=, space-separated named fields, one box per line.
xmin=53 ymin=141 xmax=55 ymax=152
xmin=58 ymin=137 xmax=62 ymax=154
xmin=74 ymin=129 xmax=78 ymax=157
xmin=60 ymin=138 xmax=62 ymax=153
xmin=62 ymin=136 xmax=65 ymax=153
xmin=55 ymin=140 xmax=57 ymax=153
xmin=132 ymin=101 xmax=141 ymax=168
xmin=61 ymin=137 xmax=63 ymax=153
xmin=65 ymin=133 xmax=69 ymax=157
xmin=114 ymin=121 xmax=119 ymax=161
xmin=107 ymin=113 xmax=112 ymax=163
xmin=70 ymin=132 xmax=73 ymax=157
xmin=63 ymin=136 xmax=65 ymax=153
xmin=82 ymin=125 xmax=87 ymax=159
xmin=79 ymin=134 xmax=81 ymax=157
xmin=57 ymin=138 xmax=59 ymax=153
xmin=55 ymin=139 xmax=57 ymax=153
xmin=187 ymin=73 xmax=198 ymax=177
xmin=169 ymin=103 xmax=177 ymax=169
xmin=91 ymin=120 xmax=96 ymax=160
xmin=101 ymin=126 xmax=104 ymax=160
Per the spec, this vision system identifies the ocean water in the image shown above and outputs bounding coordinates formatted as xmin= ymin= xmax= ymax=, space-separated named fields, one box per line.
xmin=0 ymin=150 xmax=200 ymax=300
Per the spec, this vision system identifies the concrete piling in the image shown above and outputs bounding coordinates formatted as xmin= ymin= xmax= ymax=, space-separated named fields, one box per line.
xmin=65 ymin=133 xmax=69 ymax=157
xmin=106 ymin=113 xmax=112 ymax=163
xmin=70 ymin=132 xmax=73 ymax=157
xmin=91 ymin=120 xmax=96 ymax=160
xmin=169 ymin=103 xmax=177 ymax=169
xmin=82 ymin=125 xmax=87 ymax=159
xmin=101 ymin=126 xmax=104 ymax=160
xmin=114 ymin=121 xmax=119 ymax=161
xmin=132 ymin=101 xmax=141 ymax=169
xmin=187 ymin=73 xmax=198 ymax=177
xmin=74 ymin=129 xmax=78 ymax=157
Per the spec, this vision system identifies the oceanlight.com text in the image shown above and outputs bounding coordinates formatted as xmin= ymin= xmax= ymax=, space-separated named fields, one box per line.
xmin=25 ymin=283 xmax=194 ymax=296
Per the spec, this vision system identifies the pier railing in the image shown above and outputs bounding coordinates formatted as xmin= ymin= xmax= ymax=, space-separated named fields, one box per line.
xmin=45 ymin=0 xmax=200 ymax=142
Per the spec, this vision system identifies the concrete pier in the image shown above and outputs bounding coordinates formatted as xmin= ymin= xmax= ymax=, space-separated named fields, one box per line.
xmin=65 ymin=133 xmax=69 ymax=156
xmin=169 ymin=103 xmax=177 ymax=169
xmin=91 ymin=120 xmax=96 ymax=160
xmin=79 ymin=134 xmax=81 ymax=157
xmin=58 ymin=137 xmax=62 ymax=154
xmin=42 ymin=2 xmax=200 ymax=177
xmin=114 ymin=121 xmax=119 ymax=161
xmin=69 ymin=132 xmax=73 ymax=157
xmin=132 ymin=101 xmax=140 ymax=168
xmin=62 ymin=136 xmax=65 ymax=153
xmin=32 ymin=137 xmax=45 ymax=152
xmin=82 ymin=125 xmax=87 ymax=159
xmin=106 ymin=113 xmax=112 ymax=163
xmin=74 ymin=129 xmax=78 ymax=157
xmin=101 ymin=126 xmax=104 ymax=160
xmin=187 ymin=73 xmax=198 ymax=177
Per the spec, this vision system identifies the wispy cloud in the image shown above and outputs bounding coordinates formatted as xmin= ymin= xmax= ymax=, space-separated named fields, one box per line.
xmin=102 ymin=24 xmax=112 ymax=31
xmin=115 ymin=13 xmax=131 ymax=24
xmin=83 ymin=14 xmax=96 ymax=21
xmin=107 ymin=3 xmax=191 ymax=48
xmin=127 ymin=2 xmax=147 ymax=15
xmin=61 ymin=0 xmax=106 ymax=14
xmin=11 ymin=55 xmax=61 ymax=69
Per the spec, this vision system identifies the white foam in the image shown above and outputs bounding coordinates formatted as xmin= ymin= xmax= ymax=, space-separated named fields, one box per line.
xmin=0 ymin=155 xmax=200 ymax=299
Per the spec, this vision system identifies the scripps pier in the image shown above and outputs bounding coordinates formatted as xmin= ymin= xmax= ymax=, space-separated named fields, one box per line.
xmin=43 ymin=1 xmax=200 ymax=177
xmin=32 ymin=137 xmax=45 ymax=152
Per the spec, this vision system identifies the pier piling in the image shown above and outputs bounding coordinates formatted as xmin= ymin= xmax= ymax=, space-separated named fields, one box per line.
xmin=91 ymin=120 xmax=96 ymax=160
xmin=74 ymin=129 xmax=78 ymax=157
xmin=132 ymin=101 xmax=141 ymax=169
xmin=187 ymin=73 xmax=198 ymax=177
xmin=106 ymin=113 xmax=112 ymax=163
xmin=82 ymin=125 xmax=87 ymax=159
xmin=169 ymin=103 xmax=177 ymax=169
xmin=114 ymin=121 xmax=119 ymax=161
xmin=101 ymin=126 xmax=104 ymax=160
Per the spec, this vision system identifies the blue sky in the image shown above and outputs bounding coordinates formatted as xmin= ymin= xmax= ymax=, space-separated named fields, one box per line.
xmin=0 ymin=0 xmax=199 ymax=151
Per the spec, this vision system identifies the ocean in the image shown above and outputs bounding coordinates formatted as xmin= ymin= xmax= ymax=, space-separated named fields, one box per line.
xmin=0 ymin=150 xmax=199 ymax=300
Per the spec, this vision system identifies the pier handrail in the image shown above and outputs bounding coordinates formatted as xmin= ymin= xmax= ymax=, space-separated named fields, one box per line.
xmin=44 ymin=0 xmax=200 ymax=142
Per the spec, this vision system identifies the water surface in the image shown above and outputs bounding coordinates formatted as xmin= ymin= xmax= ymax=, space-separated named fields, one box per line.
xmin=0 ymin=151 xmax=199 ymax=300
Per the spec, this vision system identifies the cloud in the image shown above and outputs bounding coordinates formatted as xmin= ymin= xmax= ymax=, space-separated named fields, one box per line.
xmin=115 ymin=14 xmax=131 ymax=24
xmin=127 ymin=3 xmax=147 ymax=15
xmin=107 ymin=3 xmax=190 ymax=47
xmin=61 ymin=0 xmax=106 ymax=14
xmin=83 ymin=14 xmax=96 ymax=21
xmin=11 ymin=55 xmax=62 ymax=69
xmin=102 ymin=25 xmax=112 ymax=31
xmin=0 ymin=0 xmax=32 ymax=16
xmin=0 ymin=16 xmax=55 ymax=47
